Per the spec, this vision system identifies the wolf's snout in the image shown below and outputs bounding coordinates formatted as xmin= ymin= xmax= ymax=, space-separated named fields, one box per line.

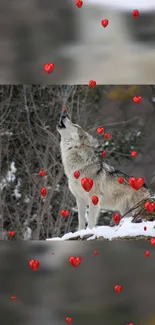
xmin=61 ymin=109 xmax=67 ymax=120
xmin=58 ymin=110 xmax=67 ymax=129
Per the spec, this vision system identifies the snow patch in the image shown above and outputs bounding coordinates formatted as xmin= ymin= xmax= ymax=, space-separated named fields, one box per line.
xmin=24 ymin=197 xmax=30 ymax=203
xmin=23 ymin=227 xmax=32 ymax=240
xmin=0 ymin=161 xmax=17 ymax=190
xmin=13 ymin=179 xmax=21 ymax=199
xmin=47 ymin=217 xmax=155 ymax=241
xmin=0 ymin=131 xmax=13 ymax=136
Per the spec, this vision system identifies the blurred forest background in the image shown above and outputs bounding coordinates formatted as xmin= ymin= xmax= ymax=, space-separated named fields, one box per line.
xmin=0 ymin=84 xmax=155 ymax=240
xmin=1 ymin=0 xmax=155 ymax=84
xmin=1 ymin=241 xmax=155 ymax=325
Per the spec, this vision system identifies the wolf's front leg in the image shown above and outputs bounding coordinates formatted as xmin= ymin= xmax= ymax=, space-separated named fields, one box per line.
xmin=76 ymin=198 xmax=87 ymax=231
xmin=87 ymin=200 xmax=100 ymax=229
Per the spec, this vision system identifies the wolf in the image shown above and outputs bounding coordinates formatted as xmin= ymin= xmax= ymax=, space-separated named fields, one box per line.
xmin=57 ymin=111 xmax=150 ymax=230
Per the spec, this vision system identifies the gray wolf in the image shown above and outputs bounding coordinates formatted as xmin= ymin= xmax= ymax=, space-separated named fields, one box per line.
xmin=57 ymin=111 xmax=150 ymax=230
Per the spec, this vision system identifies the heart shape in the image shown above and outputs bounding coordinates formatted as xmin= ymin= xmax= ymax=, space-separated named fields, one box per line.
xmin=29 ymin=259 xmax=40 ymax=271
xmin=69 ymin=256 xmax=82 ymax=267
xmin=44 ymin=63 xmax=55 ymax=74
xmin=133 ymin=96 xmax=142 ymax=104
xmin=118 ymin=177 xmax=124 ymax=184
xmin=39 ymin=170 xmax=46 ymax=176
xmin=129 ymin=177 xmax=144 ymax=190
xmin=61 ymin=210 xmax=70 ymax=217
xmin=113 ymin=213 xmax=121 ymax=224
xmin=91 ymin=195 xmax=99 ymax=205
xmin=114 ymin=285 xmax=122 ymax=293
xmin=150 ymin=238 xmax=155 ymax=246
xmin=8 ymin=231 xmax=15 ymax=237
xmin=66 ymin=317 xmax=72 ymax=324
xmin=104 ymin=133 xmax=111 ymax=139
xmin=76 ymin=0 xmax=83 ymax=8
xmin=101 ymin=19 xmax=109 ymax=28
xmin=81 ymin=177 xmax=93 ymax=192
xmin=144 ymin=250 xmax=150 ymax=258
xmin=73 ymin=170 xmax=80 ymax=179
xmin=102 ymin=150 xmax=107 ymax=157
xmin=144 ymin=202 xmax=155 ymax=213
xmin=130 ymin=151 xmax=138 ymax=157
xmin=96 ymin=127 xmax=104 ymax=134
xmin=89 ymin=80 xmax=96 ymax=88
xmin=40 ymin=187 xmax=47 ymax=197
xmin=133 ymin=9 xmax=139 ymax=18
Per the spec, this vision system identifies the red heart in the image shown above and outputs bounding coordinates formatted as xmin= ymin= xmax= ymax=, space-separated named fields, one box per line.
xmin=8 ymin=231 xmax=15 ymax=237
xmin=62 ymin=107 xmax=67 ymax=112
xmin=150 ymin=237 xmax=155 ymax=246
xmin=69 ymin=256 xmax=82 ymax=267
xmin=130 ymin=151 xmax=138 ymax=157
xmin=81 ymin=177 xmax=93 ymax=192
xmin=113 ymin=213 xmax=121 ymax=224
xmin=133 ymin=9 xmax=139 ymax=18
xmin=144 ymin=202 xmax=155 ymax=213
xmin=91 ymin=195 xmax=99 ymax=205
xmin=76 ymin=0 xmax=83 ymax=8
xmin=102 ymin=150 xmax=107 ymax=157
xmin=61 ymin=210 xmax=70 ymax=217
xmin=73 ymin=170 xmax=80 ymax=179
xmin=40 ymin=187 xmax=47 ymax=197
xmin=89 ymin=80 xmax=96 ymax=88
xmin=133 ymin=96 xmax=142 ymax=103
xmin=39 ymin=170 xmax=47 ymax=176
xmin=66 ymin=317 xmax=72 ymax=324
xmin=96 ymin=127 xmax=104 ymax=134
xmin=144 ymin=250 xmax=150 ymax=258
xmin=104 ymin=133 xmax=111 ymax=139
xmin=101 ymin=19 xmax=109 ymax=28
xmin=114 ymin=285 xmax=122 ymax=293
xmin=29 ymin=259 xmax=40 ymax=271
xmin=11 ymin=296 xmax=16 ymax=300
xmin=129 ymin=177 xmax=144 ymax=190
xmin=118 ymin=177 xmax=124 ymax=184
xmin=44 ymin=63 xmax=55 ymax=74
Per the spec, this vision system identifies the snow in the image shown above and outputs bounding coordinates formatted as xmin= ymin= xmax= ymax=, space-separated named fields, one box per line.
xmin=0 ymin=131 xmax=13 ymax=136
xmin=23 ymin=227 xmax=32 ymax=240
xmin=47 ymin=217 xmax=155 ymax=241
xmin=0 ymin=162 xmax=22 ymax=199
xmin=0 ymin=161 xmax=17 ymax=190
xmin=13 ymin=179 xmax=21 ymax=199
xmin=24 ymin=197 xmax=30 ymax=203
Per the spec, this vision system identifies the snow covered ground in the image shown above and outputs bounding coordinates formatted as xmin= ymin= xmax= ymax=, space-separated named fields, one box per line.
xmin=47 ymin=217 xmax=155 ymax=241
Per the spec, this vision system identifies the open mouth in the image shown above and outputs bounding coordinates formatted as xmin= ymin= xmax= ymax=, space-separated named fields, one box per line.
xmin=58 ymin=117 xmax=66 ymax=129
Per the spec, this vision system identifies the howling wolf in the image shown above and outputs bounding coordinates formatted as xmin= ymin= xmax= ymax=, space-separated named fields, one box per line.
xmin=57 ymin=111 xmax=150 ymax=230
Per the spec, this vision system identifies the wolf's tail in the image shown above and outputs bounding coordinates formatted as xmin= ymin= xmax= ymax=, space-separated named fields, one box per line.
xmin=121 ymin=195 xmax=155 ymax=220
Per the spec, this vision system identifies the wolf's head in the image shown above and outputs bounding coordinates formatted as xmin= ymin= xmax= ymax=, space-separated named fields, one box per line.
xmin=57 ymin=111 xmax=99 ymax=152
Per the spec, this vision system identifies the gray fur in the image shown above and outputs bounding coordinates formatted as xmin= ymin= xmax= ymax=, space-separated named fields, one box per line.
xmin=57 ymin=116 xmax=150 ymax=230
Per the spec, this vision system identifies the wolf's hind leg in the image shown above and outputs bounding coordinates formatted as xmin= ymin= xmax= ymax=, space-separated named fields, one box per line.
xmin=76 ymin=198 xmax=87 ymax=231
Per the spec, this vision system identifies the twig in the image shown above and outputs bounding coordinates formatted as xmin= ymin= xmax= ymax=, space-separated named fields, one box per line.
xmin=90 ymin=116 xmax=139 ymax=132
